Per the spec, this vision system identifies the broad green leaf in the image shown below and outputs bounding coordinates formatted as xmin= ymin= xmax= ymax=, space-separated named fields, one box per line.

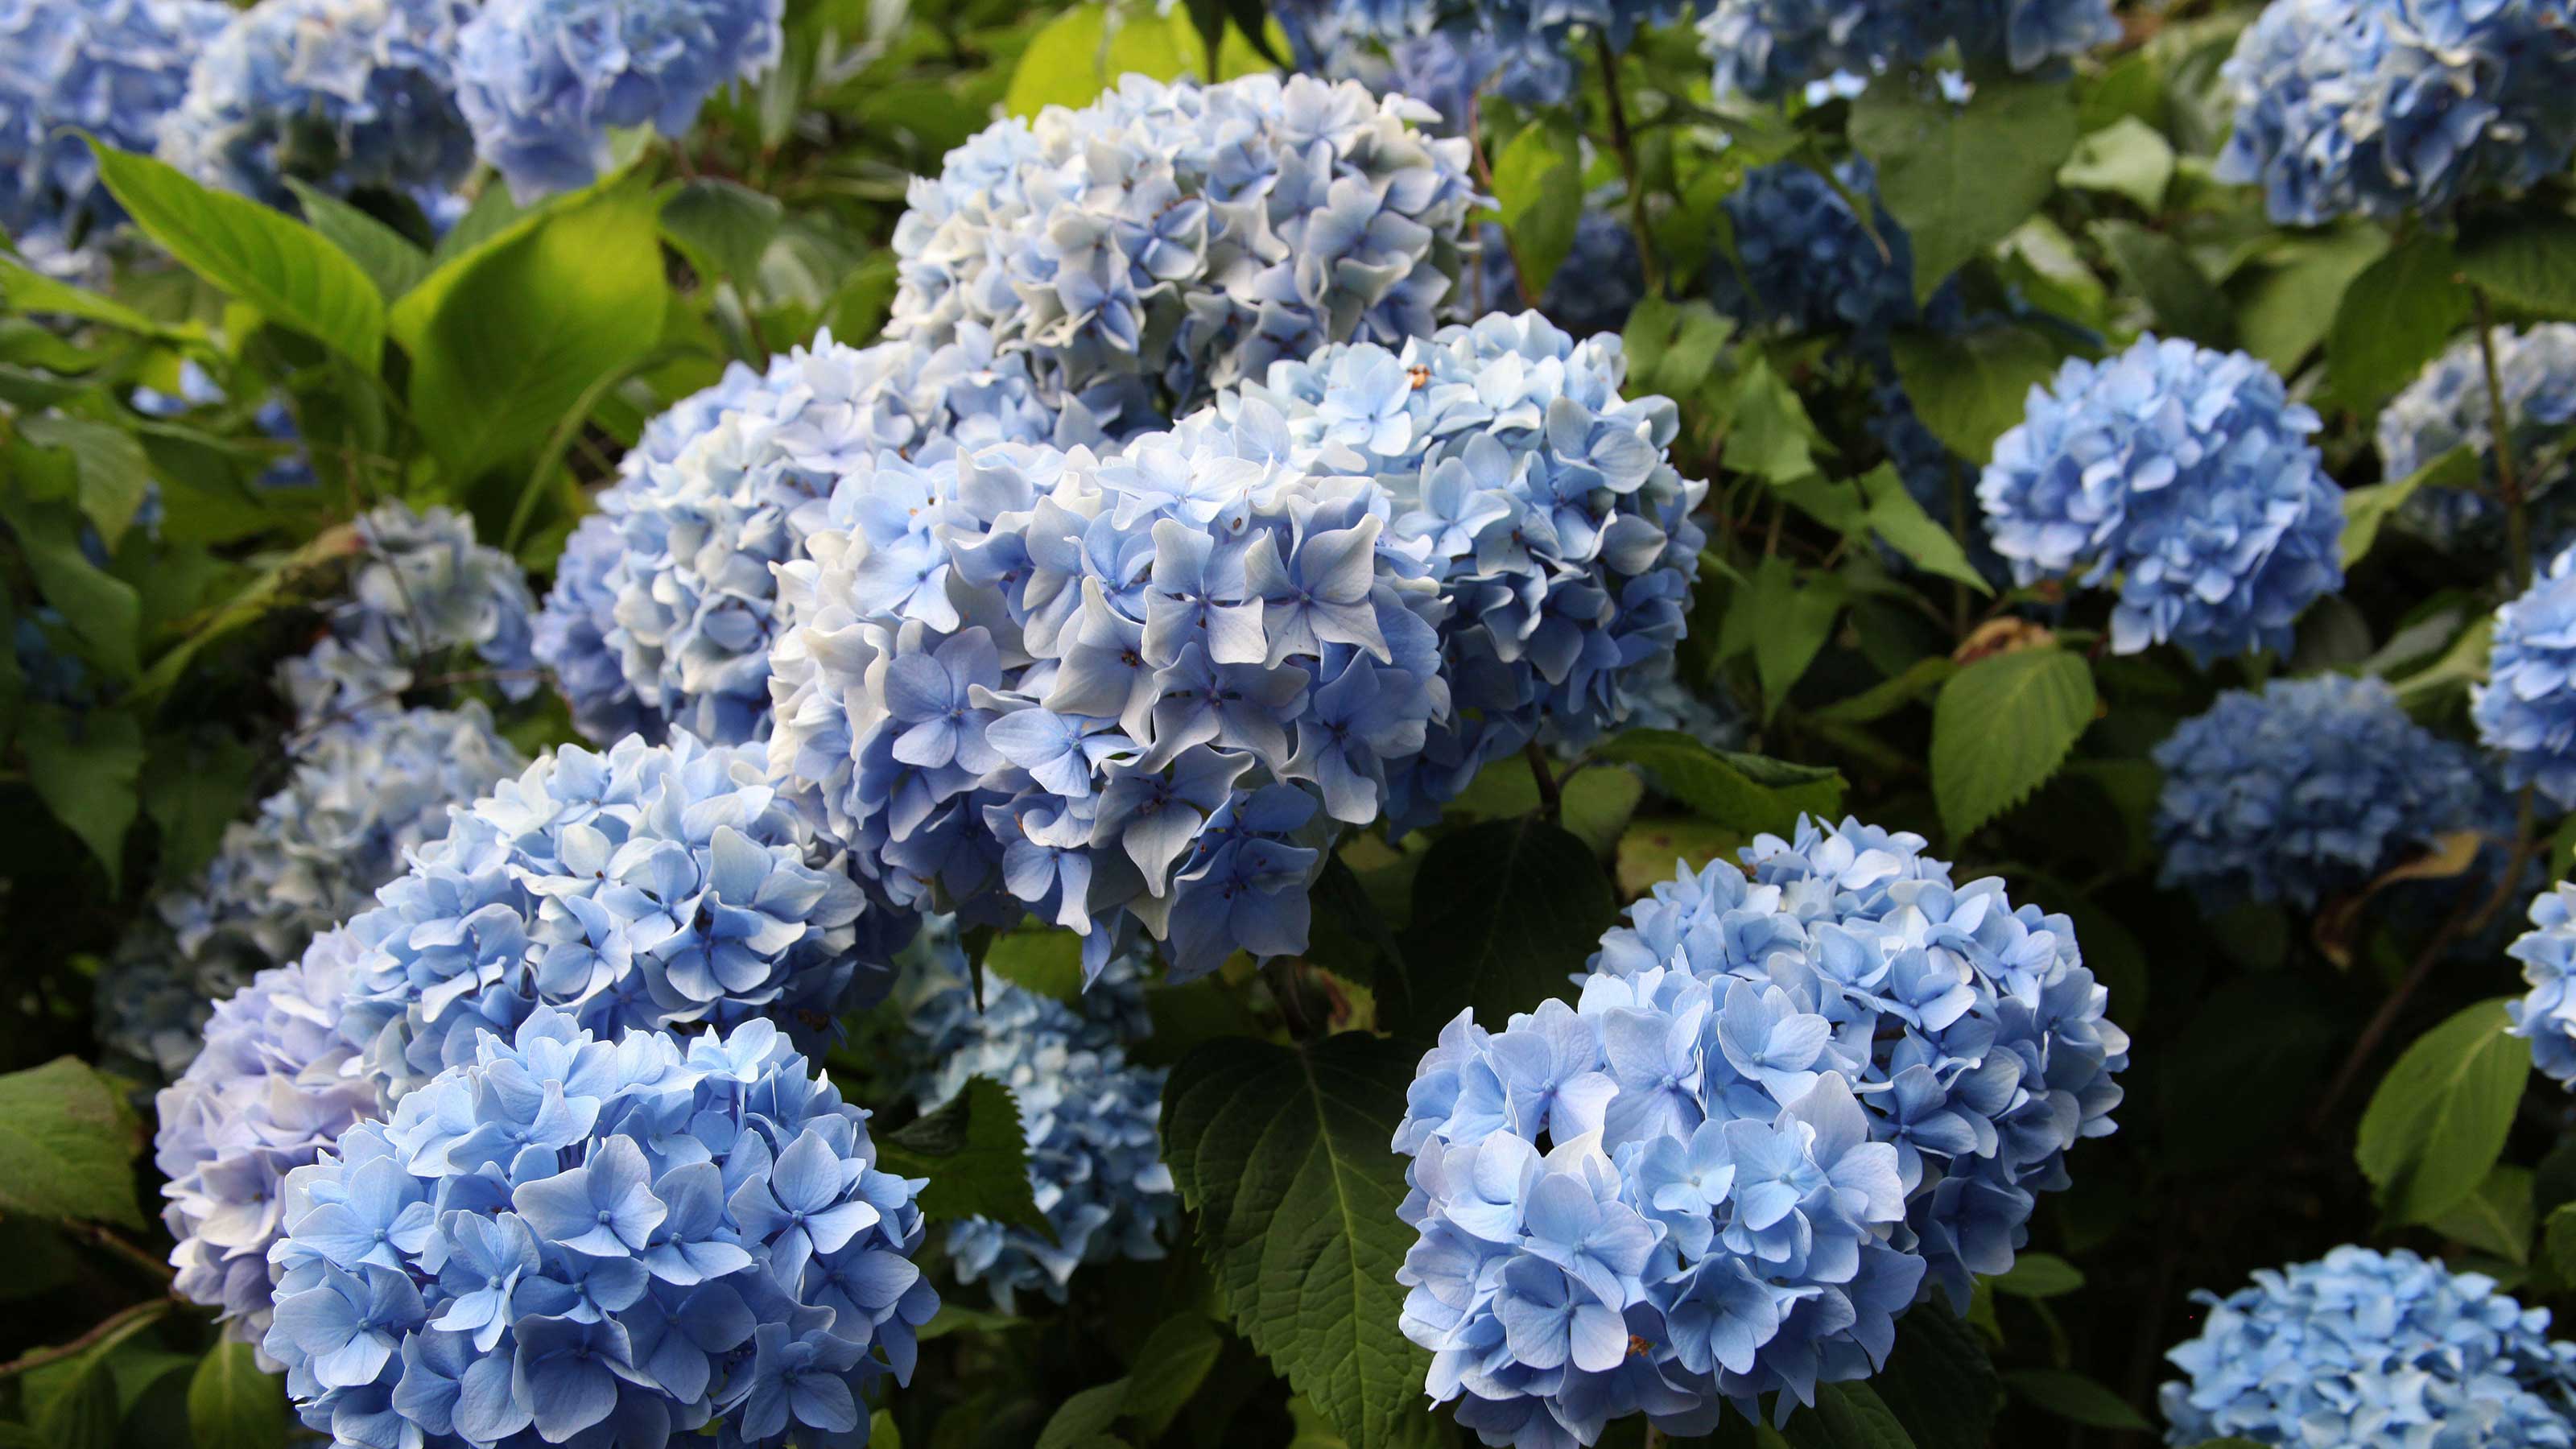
xmin=1779 ymin=1381 xmax=1918 ymax=1449
xmin=0 ymin=1055 xmax=143 ymax=1228
xmin=1595 ymin=729 xmax=1846 ymax=836
xmin=875 ymin=1075 xmax=1047 ymax=1236
xmin=1161 ymin=1033 xmax=1434 ymax=1449
xmin=2457 ymin=212 xmax=2576 ymax=320
xmin=1121 ymin=1314 xmax=1224 ymax=1441
xmin=1810 ymin=657 xmax=1956 ymax=724
xmin=2056 ymin=115 xmax=2175 ymax=209
xmin=2096 ymin=219 xmax=2234 ymax=346
xmin=1869 ymin=1310 xmax=1998 ymax=1449
xmin=1036 ymin=1382 xmax=1130 ymax=1449
xmin=1930 ymin=646 xmax=2095 ymax=840
xmin=22 ymin=704 xmax=144 ymax=890
xmin=1397 ymin=815 xmax=1616 ymax=1030
xmin=1443 ymin=757 xmax=1643 ymax=857
xmin=0 ymin=254 xmax=200 ymax=341
xmin=2434 ymin=1164 xmax=2536 ymax=1265
xmin=984 ymin=927 xmax=1086 ymax=1003
xmin=1850 ymin=75 xmax=2080 ymax=298
xmin=1886 ymin=324 xmax=2061 ymax=466
xmin=1724 ymin=357 xmax=1830 ymax=485
xmin=188 ymin=1340 xmax=284 ymax=1449
xmin=1616 ymin=816 xmax=1737 ymax=896
xmin=1745 ymin=555 xmax=1845 ymax=716
xmin=2 ymin=492 xmax=142 ymax=679
xmin=1005 ymin=2 xmax=1275 ymax=119
xmin=2327 ymin=233 xmax=2471 ymax=410
xmin=2234 ymin=226 xmax=2387 ymax=375
xmin=1491 ymin=122 xmax=1582 ymax=297
xmin=661 ymin=178 xmax=786 ymax=283
xmin=282 ymin=180 xmax=432 ymax=301
xmin=17 ymin=414 xmax=151 ymax=549
xmin=869 ymin=1409 xmax=902 ymax=1449
xmin=141 ymin=731 xmax=260 ymax=884
xmin=1005 ymin=4 xmax=1112 ymax=118
xmin=2358 ymin=999 xmax=2531 ymax=1225
xmin=1991 ymin=1252 xmax=2086 ymax=1298
xmin=2545 ymin=1202 xmax=2576 ymax=1282
xmin=1856 ymin=465 xmax=1991 ymax=592
xmin=87 ymin=141 xmax=383 ymax=368
xmin=2003 ymin=1369 xmax=2153 ymax=1431
xmin=404 ymin=174 xmax=666 ymax=481
xmin=2343 ymin=445 xmax=2479 ymax=568
xmin=33 ymin=1342 xmax=122 ymax=1449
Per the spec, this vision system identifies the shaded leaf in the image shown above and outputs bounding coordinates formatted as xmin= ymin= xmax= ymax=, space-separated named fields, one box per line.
xmin=876 ymin=1076 xmax=1046 ymax=1236
xmin=187 ymin=1340 xmax=284 ymax=1449
xmin=2357 ymin=998 xmax=2531 ymax=1225
xmin=2003 ymin=1369 xmax=2152 ymax=1431
xmin=1596 ymin=729 xmax=1846 ymax=836
xmin=1930 ymin=646 xmax=2095 ymax=840
xmin=1398 ymin=816 xmax=1616 ymax=1030
xmin=282 ymin=180 xmax=431 ymax=301
xmin=0 ymin=1056 xmax=143 ymax=1228
xmin=1850 ymin=75 xmax=2079 ymax=298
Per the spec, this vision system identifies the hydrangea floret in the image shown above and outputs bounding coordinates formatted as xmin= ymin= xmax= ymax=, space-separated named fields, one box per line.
xmin=265 ymin=1008 xmax=935 ymax=1449
xmin=282 ymin=501 xmax=543 ymax=727
xmin=1711 ymin=158 xmax=1941 ymax=346
xmin=2159 ymin=1246 xmax=2576 ymax=1445
xmin=1699 ymin=0 xmax=2120 ymax=103
xmin=2376 ymin=325 xmax=2576 ymax=549
xmin=2509 ymin=883 xmax=2576 ymax=1089
xmin=1977 ymin=334 xmax=2344 ymax=663
xmin=2478 ymin=543 xmax=2576 ymax=811
xmin=1393 ymin=819 xmax=2128 ymax=1446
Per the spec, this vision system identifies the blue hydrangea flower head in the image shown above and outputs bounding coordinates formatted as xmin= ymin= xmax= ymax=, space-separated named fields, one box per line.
xmin=903 ymin=922 xmax=1175 ymax=1311
xmin=2479 ymin=543 xmax=2576 ymax=811
xmin=1394 ymin=818 xmax=2128 ymax=1444
xmin=2509 ymin=882 xmax=2576 ymax=1088
xmin=1476 ymin=210 xmax=1645 ymax=338
xmin=455 ymin=0 xmax=784 ymax=200
xmin=886 ymin=73 xmax=1480 ymax=424
xmin=281 ymin=501 xmax=543 ymax=727
xmin=2153 ymin=675 xmax=2498 ymax=910
xmin=2380 ymin=325 xmax=2576 ymax=552
xmin=98 ymin=704 xmax=524 ymax=1080
xmin=1308 ymin=26 xmax=1575 ymax=134
xmin=1978 ymin=335 xmax=2343 ymax=663
xmin=2160 ymin=1246 xmax=2576 ymax=1445
xmin=157 ymin=927 xmax=386 ymax=1353
xmin=266 ymin=1007 xmax=936 ymax=1448
xmin=2218 ymin=0 xmax=2576 ymax=225
xmin=0 ymin=0 xmax=230 ymax=267
xmin=1714 ymin=158 xmax=1946 ymax=345
xmin=157 ymin=0 xmax=477 ymax=208
xmin=1699 ymin=0 xmax=2120 ymax=102
xmin=338 ymin=729 xmax=906 ymax=1098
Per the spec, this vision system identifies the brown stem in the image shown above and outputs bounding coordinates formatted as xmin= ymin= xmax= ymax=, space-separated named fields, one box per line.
xmin=62 ymin=1220 xmax=175 ymax=1286
xmin=1524 ymin=740 xmax=1563 ymax=822
xmin=1594 ymin=34 xmax=1662 ymax=295
xmin=0 ymin=1298 xmax=172 ymax=1380
xmin=2474 ymin=288 xmax=2533 ymax=589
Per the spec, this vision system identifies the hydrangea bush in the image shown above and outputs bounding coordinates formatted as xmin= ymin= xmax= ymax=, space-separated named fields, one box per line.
xmin=1700 ymin=0 xmax=2121 ymax=101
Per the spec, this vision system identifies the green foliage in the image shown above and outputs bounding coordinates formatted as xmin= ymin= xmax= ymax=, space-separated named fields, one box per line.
xmin=1887 ymin=324 xmax=2062 ymax=465
xmin=2327 ymin=233 xmax=2471 ymax=409
xmin=2002 ymin=1369 xmax=2153 ymax=1431
xmin=1595 ymin=729 xmax=1846 ymax=836
xmin=876 ymin=1075 xmax=1048 ymax=1236
xmin=1397 ymin=815 xmax=1617 ymax=1030
xmin=185 ymin=1342 xmax=284 ymax=1449
xmin=1851 ymin=75 xmax=2079 ymax=299
xmin=2358 ymin=1000 xmax=2531 ymax=1226
xmin=0 ymin=1058 xmax=142 ymax=1230
xmin=1930 ymin=646 xmax=2095 ymax=840
xmin=1492 ymin=122 xmax=1583 ymax=297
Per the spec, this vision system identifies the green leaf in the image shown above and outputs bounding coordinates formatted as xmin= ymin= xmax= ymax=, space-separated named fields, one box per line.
xmin=1120 ymin=1314 xmax=1224 ymax=1441
xmin=2096 ymin=219 xmax=2234 ymax=346
xmin=1930 ymin=646 xmax=2095 ymax=840
xmin=1886 ymin=324 xmax=2062 ymax=467
xmin=1035 ymin=1382 xmax=1130 ymax=1449
xmin=2545 ymin=1201 xmax=2576 ymax=1282
xmin=1849 ymin=75 xmax=2080 ymax=299
xmin=2055 ymin=115 xmax=2175 ymax=209
xmin=2357 ymin=999 xmax=2532 ymax=1225
xmin=1595 ymin=729 xmax=1846 ymax=836
xmin=1491 ymin=122 xmax=1582 ymax=297
xmin=281 ymin=180 xmax=431 ymax=301
xmin=2434 ymin=1164 xmax=2536 ymax=1265
xmin=1856 ymin=465 xmax=1991 ymax=592
xmin=1810 ymin=657 xmax=1957 ymax=724
xmin=0 ymin=1056 xmax=142 ymax=1228
xmin=22 ymin=705 xmax=144 ymax=890
xmin=140 ymin=731 xmax=259 ymax=884
xmin=876 ymin=1076 xmax=1047 ymax=1236
xmin=1723 ymin=357 xmax=1830 ymax=485
xmin=17 ymin=414 xmax=151 ymax=550
xmin=2002 ymin=1369 xmax=2152 ymax=1431
xmin=1778 ymin=1381 xmax=1918 ymax=1449
xmin=403 ymin=173 xmax=666 ymax=481
xmin=1746 ymin=556 xmax=1845 ymax=717
xmin=661 ymin=178 xmax=785 ymax=283
xmin=186 ymin=1340 xmax=283 ymax=1449
xmin=1005 ymin=4 xmax=1111 ymax=118
xmin=2327 ymin=233 xmax=2471 ymax=410
xmin=1161 ymin=1033 xmax=1433 ymax=1449
xmin=2343 ymin=445 xmax=2479 ymax=568
xmin=1991 ymin=1252 xmax=2086 ymax=1298
xmin=2234 ymin=226 xmax=2387 ymax=375
xmin=1397 ymin=815 xmax=1616 ymax=1030
xmin=983 ymin=927 xmax=1086 ymax=1004
xmin=34 ymin=1346 xmax=122 ymax=1449
xmin=86 ymin=141 xmax=383 ymax=369
xmin=2 ymin=493 xmax=141 ymax=679
xmin=1869 ymin=1310 xmax=1997 ymax=1449
xmin=2457 ymin=212 xmax=2576 ymax=320
xmin=0 ymin=254 xmax=200 ymax=341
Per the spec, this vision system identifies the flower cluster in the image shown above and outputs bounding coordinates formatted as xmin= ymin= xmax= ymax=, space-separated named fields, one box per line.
xmin=2160 ymin=1246 xmax=2576 ymax=1446
xmin=1476 ymin=211 xmax=1645 ymax=340
xmin=886 ymin=73 xmax=1480 ymax=425
xmin=2482 ymin=543 xmax=2576 ymax=811
xmin=2510 ymin=884 xmax=2576 ymax=1089
xmin=1309 ymin=26 xmax=1574 ymax=134
xmin=98 ymin=704 xmax=525 ymax=1080
xmin=1713 ymin=159 xmax=1941 ymax=345
xmin=1393 ymin=820 xmax=2128 ymax=1447
xmin=156 ymin=927 xmax=383 ymax=1352
xmin=455 ymin=0 xmax=783 ymax=200
xmin=266 ymin=1008 xmax=935 ymax=1449
xmin=1978 ymin=334 xmax=2344 ymax=663
xmin=0 ymin=0 xmax=229 ymax=269
xmin=904 ymin=930 xmax=1175 ymax=1311
xmin=2153 ymin=675 xmax=2500 ymax=910
xmin=2217 ymin=0 xmax=2576 ymax=226
xmin=337 ymin=730 xmax=902 ymax=1099
xmin=1700 ymin=0 xmax=2120 ymax=102
xmin=2378 ymin=325 xmax=2576 ymax=551
xmin=282 ymin=501 xmax=543 ymax=727
xmin=157 ymin=0 xmax=477 ymax=208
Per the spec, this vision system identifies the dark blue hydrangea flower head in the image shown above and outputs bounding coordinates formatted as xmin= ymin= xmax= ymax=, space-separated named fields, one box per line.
xmin=2153 ymin=675 xmax=2496 ymax=910
xmin=1699 ymin=0 xmax=2120 ymax=102
xmin=2479 ymin=543 xmax=2576 ymax=811
xmin=2380 ymin=326 xmax=2576 ymax=552
xmin=157 ymin=927 xmax=384 ymax=1354
xmin=266 ymin=1008 xmax=935 ymax=1449
xmin=1978 ymin=335 xmax=2344 ymax=663
xmin=2218 ymin=0 xmax=2576 ymax=225
xmin=0 ymin=0 xmax=230 ymax=268
xmin=283 ymin=501 xmax=543 ymax=726
xmin=338 ymin=730 xmax=905 ymax=1099
xmin=456 ymin=0 xmax=784 ymax=200
xmin=1394 ymin=819 xmax=2128 ymax=1446
xmin=1475 ymin=211 xmax=1645 ymax=338
xmin=157 ymin=0 xmax=477 ymax=208
xmin=2510 ymin=884 xmax=2576 ymax=1088
xmin=2160 ymin=1246 xmax=2576 ymax=1445
xmin=1714 ymin=159 xmax=1943 ymax=346
xmin=903 ymin=922 xmax=1175 ymax=1311
xmin=886 ymin=73 xmax=1480 ymax=426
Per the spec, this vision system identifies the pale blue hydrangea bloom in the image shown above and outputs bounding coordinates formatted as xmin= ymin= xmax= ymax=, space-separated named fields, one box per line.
xmin=2160 ymin=1246 xmax=2576 ymax=1446
xmin=0 ymin=0 xmax=229 ymax=268
xmin=2509 ymin=883 xmax=2576 ymax=1088
xmin=279 ymin=501 xmax=543 ymax=727
xmin=2479 ymin=543 xmax=2576 ymax=810
xmin=266 ymin=1008 xmax=936 ymax=1449
xmin=1699 ymin=0 xmax=2119 ymax=102
xmin=2378 ymin=325 xmax=2576 ymax=551
xmin=2217 ymin=0 xmax=2576 ymax=225
xmin=97 ymin=704 xmax=524 ymax=1080
xmin=903 ymin=924 xmax=1175 ymax=1311
xmin=2153 ymin=675 xmax=2498 ymax=910
xmin=455 ymin=0 xmax=783 ymax=200
xmin=337 ymin=730 xmax=905 ymax=1099
xmin=1395 ymin=819 xmax=2128 ymax=1446
xmin=157 ymin=927 xmax=384 ymax=1355
xmin=1979 ymin=335 xmax=2344 ymax=663
xmin=157 ymin=0 xmax=477 ymax=208
xmin=886 ymin=73 xmax=1480 ymax=425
